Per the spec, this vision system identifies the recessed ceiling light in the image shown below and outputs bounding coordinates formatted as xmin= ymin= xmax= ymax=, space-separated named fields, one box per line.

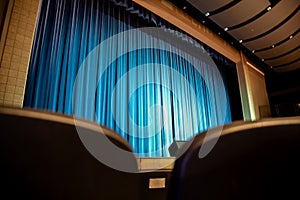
xmin=205 ymin=12 xmax=210 ymax=17
xmin=290 ymin=35 xmax=293 ymax=39
xmin=224 ymin=27 xmax=228 ymax=31
xmin=202 ymin=20 xmax=205 ymax=23
xmin=262 ymin=59 xmax=265 ymax=61
xmin=267 ymin=6 xmax=272 ymax=11
xmin=239 ymin=40 xmax=243 ymax=43
xmin=183 ymin=6 xmax=187 ymax=10
xmin=252 ymin=50 xmax=255 ymax=53
xmin=218 ymin=32 xmax=221 ymax=35
xmin=270 ymin=66 xmax=273 ymax=68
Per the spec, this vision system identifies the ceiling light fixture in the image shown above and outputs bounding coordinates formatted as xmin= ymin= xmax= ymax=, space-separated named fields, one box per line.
xmin=239 ymin=40 xmax=243 ymax=43
xmin=252 ymin=50 xmax=255 ymax=53
xmin=202 ymin=20 xmax=205 ymax=23
xmin=224 ymin=27 xmax=228 ymax=31
xmin=183 ymin=6 xmax=187 ymax=10
xmin=272 ymin=45 xmax=275 ymax=48
xmin=290 ymin=35 xmax=293 ymax=39
xmin=262 ymin=59 xmax=265 ymax=61
xmin=267 ymin=6 xmax=272 ymax=11
xmin=205 ymin=12 xmax=210 ymax=17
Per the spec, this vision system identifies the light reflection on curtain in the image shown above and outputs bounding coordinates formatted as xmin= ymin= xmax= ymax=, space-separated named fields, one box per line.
xmin=24 ymin=0 xmax=232 ymax=157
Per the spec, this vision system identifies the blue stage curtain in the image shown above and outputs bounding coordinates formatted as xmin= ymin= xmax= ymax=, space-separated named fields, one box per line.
xmin=24 ymin=0 xmax=232 ymax=157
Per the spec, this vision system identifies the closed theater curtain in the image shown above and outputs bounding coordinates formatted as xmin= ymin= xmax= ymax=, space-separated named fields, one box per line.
xmin=24 ymin=0 xmax=232 ymax=157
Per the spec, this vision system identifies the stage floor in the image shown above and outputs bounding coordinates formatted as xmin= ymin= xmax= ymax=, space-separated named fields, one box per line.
xmin=137 ymin=157 xmax=175 ymax=172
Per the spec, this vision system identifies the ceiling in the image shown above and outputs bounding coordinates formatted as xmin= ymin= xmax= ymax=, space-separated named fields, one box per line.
xmin=168 ymin=0 xmax=300 ymax=73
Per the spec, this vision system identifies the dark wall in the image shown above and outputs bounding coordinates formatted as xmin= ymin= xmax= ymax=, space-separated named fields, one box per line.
xmin=266 ymin=68 xmax=300 ymax=116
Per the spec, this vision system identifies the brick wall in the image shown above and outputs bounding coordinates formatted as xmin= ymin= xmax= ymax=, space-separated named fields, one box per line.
xmin=0 ymin=0 xmax=40 ymax=107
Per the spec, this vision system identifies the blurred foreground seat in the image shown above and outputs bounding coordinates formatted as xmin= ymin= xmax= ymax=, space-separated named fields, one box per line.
xmin=168 ymin=118 xmax=300 ymax=200
xmin=0 ymin=107 xmax=140 ymax=200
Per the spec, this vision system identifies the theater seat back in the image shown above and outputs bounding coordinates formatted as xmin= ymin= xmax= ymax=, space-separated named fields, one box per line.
xmin=0 ymin=107 xmax=140 ymax=200
xmin=168 ymin=118 xmax=300 ymax=200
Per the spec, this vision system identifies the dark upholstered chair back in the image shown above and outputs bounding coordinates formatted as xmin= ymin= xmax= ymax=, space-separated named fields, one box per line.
xmin=168 ymin=118 xmax=300 ymax=200
xmin=0 ymin=107 xmax=140 ymax=200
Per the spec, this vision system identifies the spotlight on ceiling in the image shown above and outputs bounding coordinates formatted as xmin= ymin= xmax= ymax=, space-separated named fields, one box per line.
xmin=267 ymin=6 xmax=272 ymax=11
xmin=239 ymin=40 xmax=243 ymax=43
xmin=205 ymin=12 xmax=210 ymax=17
xmin=224 ymin=27 xmax=228 ymax=31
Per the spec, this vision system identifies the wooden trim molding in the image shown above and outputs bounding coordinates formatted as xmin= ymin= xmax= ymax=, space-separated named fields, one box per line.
xmin=0 ymin=0 xmax=14 ymax=64
xmin=133 ymin=0 xmax=240 ymax=63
